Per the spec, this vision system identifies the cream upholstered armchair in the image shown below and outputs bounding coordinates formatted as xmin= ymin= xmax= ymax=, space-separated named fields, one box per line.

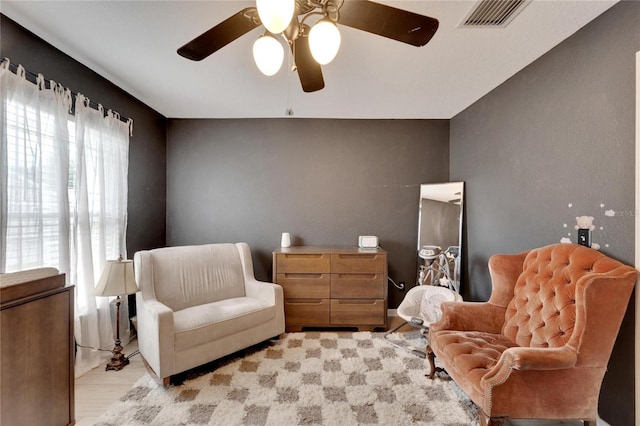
xmin=134 ymin=243 xmax=285 ymax=385
xmin=427 ymin=243 xmax=637 ymax=426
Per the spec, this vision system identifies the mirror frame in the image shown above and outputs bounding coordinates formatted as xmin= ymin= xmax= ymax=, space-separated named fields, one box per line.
xmin=416 ymin=182 xmax=464 ymax=290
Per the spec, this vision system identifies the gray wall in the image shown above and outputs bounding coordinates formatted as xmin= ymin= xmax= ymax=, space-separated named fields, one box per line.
xmin=450 ymin=2 xmax=640 ymax=424
xmin=0 ymin=15 xmax=167 ymax=258
xmin=167 ymin=118 xmax=449 ymax=308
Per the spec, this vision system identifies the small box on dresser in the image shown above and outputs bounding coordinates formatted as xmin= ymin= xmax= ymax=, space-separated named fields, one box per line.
xmin=272 ymin=246 xmax=387 ymax=332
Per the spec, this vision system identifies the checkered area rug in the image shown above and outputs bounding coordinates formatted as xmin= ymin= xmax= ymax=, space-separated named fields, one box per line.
xmin=96 ymin=331 xmax=478 ymax=425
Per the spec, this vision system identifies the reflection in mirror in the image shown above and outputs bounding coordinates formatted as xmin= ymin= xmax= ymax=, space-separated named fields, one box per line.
xmin=417 ymin=182 xmax=464 ymax=293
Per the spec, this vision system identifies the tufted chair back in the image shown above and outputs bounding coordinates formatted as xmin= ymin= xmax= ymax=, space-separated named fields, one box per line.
xmin=502 ymin=244 xmax=633 ymax=349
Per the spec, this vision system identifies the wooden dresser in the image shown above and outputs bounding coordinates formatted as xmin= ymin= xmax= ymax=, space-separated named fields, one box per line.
xmin=272 ymin=246 xmax=387 ymax=331
xmin=1 ymin=273 xmax=75 ymax=426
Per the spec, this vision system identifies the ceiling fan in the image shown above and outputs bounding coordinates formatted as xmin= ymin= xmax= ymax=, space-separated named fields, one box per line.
xmin=177 ymin=0 xmax=439 ymax=93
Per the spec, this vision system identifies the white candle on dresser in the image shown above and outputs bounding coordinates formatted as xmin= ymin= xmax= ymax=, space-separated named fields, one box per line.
xmin=281 ymin=232 xmax=291 ymax=248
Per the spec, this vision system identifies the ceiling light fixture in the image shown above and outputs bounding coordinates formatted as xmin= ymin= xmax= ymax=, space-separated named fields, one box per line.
xmin=308 ymin=17 xmax=341 ymax=65
xmin=178 ymin=0 xmax=439 ymax=93
xmin=256 ymin=0 xmax=295 ymax=34
xmin=253 ymin=33 xmax=284 ymax=76
xmin=252 ymin=0 xmax=343 ymax=76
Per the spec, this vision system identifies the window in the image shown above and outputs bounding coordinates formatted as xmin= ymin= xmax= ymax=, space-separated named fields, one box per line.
xmin=4 ymin=98 xmax=75 ymax=271
xmin=3 ymin=93 xmax=128 ymax=276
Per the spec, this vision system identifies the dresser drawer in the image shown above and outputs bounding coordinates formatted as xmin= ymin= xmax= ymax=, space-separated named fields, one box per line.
xmin=331 ymin=253 xmax=385 ymax=274
xmin=330 ymin=273 xmax=385 ymax=299
xmin=284 ymin=299 xmax=330 ymax=324
xmin=276 ymin=253 xmax=331 ymax=273
xmin=330 ymin=299 xmax=385 ymax=325
xmin=276 ymin=273 xmax=330 ymax=298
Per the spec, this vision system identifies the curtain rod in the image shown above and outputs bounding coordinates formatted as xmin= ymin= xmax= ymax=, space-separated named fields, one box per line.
xmin=1 ymin=57 xmax=133 ymax=126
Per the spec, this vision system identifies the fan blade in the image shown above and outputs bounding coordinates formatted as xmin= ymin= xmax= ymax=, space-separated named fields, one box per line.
xmin=177 ymin=8 xmax=260 ymax=61
xmin=338 ymin=1 xmax=439 ymax=47
xmin=293 ymin=35 xmax=325 ymax=93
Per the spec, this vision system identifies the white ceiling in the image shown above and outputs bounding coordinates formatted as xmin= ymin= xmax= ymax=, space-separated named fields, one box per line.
xmin=1 ymin=0 xmax=618 ymax=119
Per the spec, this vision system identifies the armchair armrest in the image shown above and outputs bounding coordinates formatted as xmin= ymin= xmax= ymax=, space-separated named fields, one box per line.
xmin=135 ymin=293 xmax=175 ymax=379
xmin=138 ymin=298 xmax=174 ymax=327
xmin=430 ymin=251 xmax=526 ymax=335
xmin=430 ymin=301 xmax=506 ymax=334
xmin=245 ymin=279 xmax=283 ymax=305
xmin=481 ymin=345 xmax=578 ymax=395
xmin=506 ymin=345 xmax=578 ymax=371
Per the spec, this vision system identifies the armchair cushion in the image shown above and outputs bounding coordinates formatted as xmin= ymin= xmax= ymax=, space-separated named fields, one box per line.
xmin=173 ymin=297 xmax=276 ymax=351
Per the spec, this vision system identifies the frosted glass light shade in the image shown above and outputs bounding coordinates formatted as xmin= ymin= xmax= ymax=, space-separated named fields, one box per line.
xmin=253 ymin=34 xmax=284 ymax=76
xmin=256 ymin=0 xmax=295 ymax=34
xmin=308 ymin=19 xmax=341 ymax=65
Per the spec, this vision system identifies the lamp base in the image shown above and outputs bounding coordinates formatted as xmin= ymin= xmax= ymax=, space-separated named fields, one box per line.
xmin=105 ymin=345 xmax=130 ymax=371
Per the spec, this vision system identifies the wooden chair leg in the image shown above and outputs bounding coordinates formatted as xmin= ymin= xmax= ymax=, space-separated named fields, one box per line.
xmin=478 ymin=408 xmax=506 ymax=426
xmin=484 ymin=417 xmax=506 ymax=426
xmin=426 ymin=344 xmax=443 ymax=379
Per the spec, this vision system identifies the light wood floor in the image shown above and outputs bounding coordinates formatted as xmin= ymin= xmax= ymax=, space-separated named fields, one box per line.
xmin=75 ymin=340 xmax=147 ymax=426
xmin=74 ymin=317 xmax=609 ymax=426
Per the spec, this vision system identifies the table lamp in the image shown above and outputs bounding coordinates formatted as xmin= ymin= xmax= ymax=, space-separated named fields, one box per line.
xmin=94 ymin=256 xmax=138 ymax=371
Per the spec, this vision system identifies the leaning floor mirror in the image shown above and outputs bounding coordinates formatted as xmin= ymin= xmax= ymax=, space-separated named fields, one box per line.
xmin=416 ymin=182 xmax=464 ymax=293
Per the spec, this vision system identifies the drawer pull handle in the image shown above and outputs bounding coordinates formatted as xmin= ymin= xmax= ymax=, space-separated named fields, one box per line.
xmin=338 ymin=254 xmax=378 ymax=260
xmin=284 ymin=273 xmax=324 ymax=279
xmin=337 ymin=300 xmax=377 ymax=305
xmin=287 ymin=299 xmax=323 ymax=305
xmin=336 ymin=274 xmax=377 ymax=280
xmin=285 ymin=254 xmax=325 ymax=259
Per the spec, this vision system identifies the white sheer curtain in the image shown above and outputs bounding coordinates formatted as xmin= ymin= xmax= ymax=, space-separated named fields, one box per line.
xmin=72 ymin=94 xmax=132 ymax=376
xmin=1 ymin=60 xmax=132 ymax=377
xmin=1 ymin=63 xmax=71 ymax=274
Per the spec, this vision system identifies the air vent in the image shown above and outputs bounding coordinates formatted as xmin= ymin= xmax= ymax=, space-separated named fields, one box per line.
xmin=461 ymin=0 xmax=530 ymax=27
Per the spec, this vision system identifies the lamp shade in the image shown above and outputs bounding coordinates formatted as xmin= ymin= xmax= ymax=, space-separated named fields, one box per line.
xmin=308 ymin=19 xmax=341 ymax=65
xmin=253 ymin=34 xmax=284 ymax=76
xmin=94 ymin=258 xmax=138 ymax=297
xmin=256 ymin=0 xmax=295 ymax=34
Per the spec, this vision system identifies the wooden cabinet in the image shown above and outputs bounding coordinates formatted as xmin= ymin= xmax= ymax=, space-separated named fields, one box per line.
xmin=273 ymin=247 xmax=387 ymax=331
xmin=1 ymin=275 xmax=75 ymax=426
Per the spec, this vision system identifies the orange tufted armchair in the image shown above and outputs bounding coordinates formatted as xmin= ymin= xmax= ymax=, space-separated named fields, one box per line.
xmin=426 ymin=243 xmax=637 ymax=426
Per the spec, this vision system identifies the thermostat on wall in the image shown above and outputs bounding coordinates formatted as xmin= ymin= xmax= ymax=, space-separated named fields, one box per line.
xmin=358 ymin=236 xmax=379 ymax=249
